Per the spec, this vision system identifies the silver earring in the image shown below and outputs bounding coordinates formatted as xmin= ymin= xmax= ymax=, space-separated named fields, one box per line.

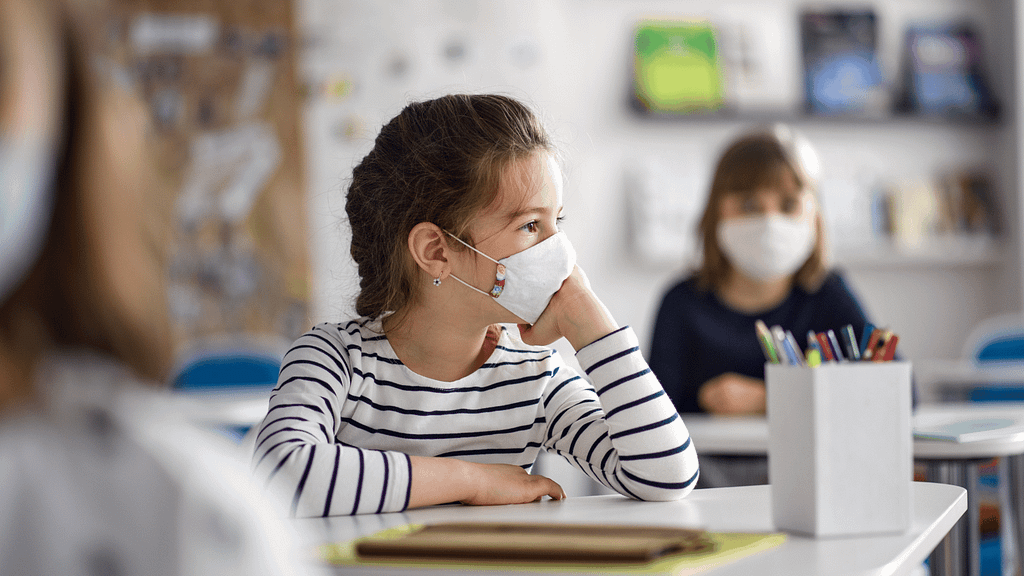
xmin=432 ymin=277 xmax=441 ymax=287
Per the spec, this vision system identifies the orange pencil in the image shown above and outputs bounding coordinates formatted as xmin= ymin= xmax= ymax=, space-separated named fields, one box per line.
xmin=862 ymin=328 xmax=883 ymax=360
xmin=871 ymin=330 xmax=892 ymax=362
xmin=881 ymin=334 xmax=899 ymax=361
xmin=816 ymin=332 xmax=835 ymax=362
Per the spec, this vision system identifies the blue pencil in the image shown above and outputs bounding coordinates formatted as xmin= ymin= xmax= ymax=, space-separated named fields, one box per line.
xmin=784 ymin=330 xmax=805 ymax=365
xmin=859 ymin=323 xmax=876 ymax=357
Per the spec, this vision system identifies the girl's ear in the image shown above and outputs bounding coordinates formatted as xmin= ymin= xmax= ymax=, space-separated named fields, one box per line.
xmin=407 ymin=222 xmax=449 ymax=280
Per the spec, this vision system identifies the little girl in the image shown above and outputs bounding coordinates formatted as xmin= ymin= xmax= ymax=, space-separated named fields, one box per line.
xmin=649 ymin=126 xmax=874 ymax=418
xmin=648 ymin=126 xmax=875 ymax=488
xmin=251 ymin=94 xmax=699 ymax=516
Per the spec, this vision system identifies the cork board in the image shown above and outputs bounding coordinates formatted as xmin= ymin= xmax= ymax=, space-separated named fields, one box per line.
xmin=99 ymin=0 xmax=309 ymax=353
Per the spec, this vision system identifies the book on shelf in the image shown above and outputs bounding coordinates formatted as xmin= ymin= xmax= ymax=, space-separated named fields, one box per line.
xmin=865 ymin=168 xmax=999 ymax=251
xmin=937 ymin=170 xmax=1000 ymax=236
xmin=894 ymin=23 xmax=999 ymax=120
xmin=800 ymin=9 xmax=887 ymax=116
xmin=632 ymin=20 xmax=725 ymax=115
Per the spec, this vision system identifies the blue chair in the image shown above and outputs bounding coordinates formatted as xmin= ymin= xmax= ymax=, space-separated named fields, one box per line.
xmin=962 ymin=314 xmax=1024 ymax=403
xmin=957 ymin=314 xmax=1024 ymax=575
xmin=172 ymin=350 xmax=282 ymax=392
xmin=169 ymin=334 xmax=290 ymax=442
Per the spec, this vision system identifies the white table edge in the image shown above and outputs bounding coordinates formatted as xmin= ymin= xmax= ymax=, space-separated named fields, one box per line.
xmin=882 ymin=482 xmax=967 ymax=576
xmin=297 ymin=482 xmax=968 ymax=576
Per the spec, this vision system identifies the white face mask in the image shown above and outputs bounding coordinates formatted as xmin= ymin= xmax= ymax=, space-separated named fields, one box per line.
xmin=446 ymin=230 xmax=576 ymax=324
xmin=0 ymin=136 xmax=56 ymax=302
xmin=717 ymin=214 xmax=815 ymax=280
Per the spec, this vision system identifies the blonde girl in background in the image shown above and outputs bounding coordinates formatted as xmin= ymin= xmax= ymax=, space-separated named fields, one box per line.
xmin=252 ymin=94 xmax=700 ymax=516
xmin=648 ymin=126 xmax=877 ymax=486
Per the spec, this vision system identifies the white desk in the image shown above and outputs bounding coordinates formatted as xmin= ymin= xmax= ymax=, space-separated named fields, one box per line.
xmin=912 ymin=403 xmax=1024 ymax=458
xmin=297 ymin=483 xmax=964 ymax=576
xmin=161 ymin=387 xmax=270 ymax=428
xmin=684 ymin=405 xmax=1024 ymax=576
xmin=684 ymin=404 xmax=1024 ymax=457
xmin=685 ymin=414 xmax=769 ymax=455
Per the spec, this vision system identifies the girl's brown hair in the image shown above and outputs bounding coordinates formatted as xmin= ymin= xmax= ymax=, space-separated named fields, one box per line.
xmin=345 ymin=94 xmax=552 ymax=321
xmin=695 ymin=127 xmax=828 ymax=292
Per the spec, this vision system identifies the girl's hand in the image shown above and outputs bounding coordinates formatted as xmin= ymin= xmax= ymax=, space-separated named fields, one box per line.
xmin=460 ymin=462 xmax=566 ymax=506
xmin=518 ymin=266 xmax=618 ymax=351
xmin=409 ymin=456 xmax=564 ymax=509
xmin=698 ymin=373 xmax=766 ymax=415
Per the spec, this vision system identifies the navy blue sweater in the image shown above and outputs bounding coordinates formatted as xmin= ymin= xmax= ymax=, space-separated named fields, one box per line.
xmin=648 ymin=271 xmax=871 ymax=414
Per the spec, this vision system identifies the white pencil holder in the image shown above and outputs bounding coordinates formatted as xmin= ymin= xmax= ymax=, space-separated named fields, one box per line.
xmin=766 ymin=361 xmax=913 ymax=537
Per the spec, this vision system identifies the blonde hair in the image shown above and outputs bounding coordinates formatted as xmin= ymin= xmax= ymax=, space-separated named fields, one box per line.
xmin=695 ymin=126 xmax=828 ymax=291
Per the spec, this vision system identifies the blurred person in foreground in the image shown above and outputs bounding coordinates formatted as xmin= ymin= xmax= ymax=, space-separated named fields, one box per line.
xmin=0 ymin=1 xmax=318 ymax=574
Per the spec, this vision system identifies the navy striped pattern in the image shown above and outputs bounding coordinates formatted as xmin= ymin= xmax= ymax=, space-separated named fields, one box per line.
xmin=251 ymin=319 xmax=699 ymax=517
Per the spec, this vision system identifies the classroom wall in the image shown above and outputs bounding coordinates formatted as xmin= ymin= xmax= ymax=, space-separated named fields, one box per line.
xmin=296 ymin=0 xmax=1019 ymax=363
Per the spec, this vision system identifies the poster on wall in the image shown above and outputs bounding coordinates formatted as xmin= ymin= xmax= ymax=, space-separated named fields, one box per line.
xmin=103 ymin=0 xmax=310 ymax=365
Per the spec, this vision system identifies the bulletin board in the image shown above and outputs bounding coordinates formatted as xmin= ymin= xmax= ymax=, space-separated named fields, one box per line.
xmin=103 ymin=0 xmax=310 ymax=353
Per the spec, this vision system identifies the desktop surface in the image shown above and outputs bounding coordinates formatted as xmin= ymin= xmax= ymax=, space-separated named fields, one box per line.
xmin=298 ymin=482 xmax=965 ymax=575
xmin=683 ymin=405 xmax=1024 ymax=459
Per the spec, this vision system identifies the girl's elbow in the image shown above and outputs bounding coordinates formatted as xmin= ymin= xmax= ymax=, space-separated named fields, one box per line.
xmin=622 ymin=462 xmax=700 ymax=501
xmin=642 ymin=474 xmax=699 ymax=501
xmin=666 ymin=475 xmax=699 ymax=500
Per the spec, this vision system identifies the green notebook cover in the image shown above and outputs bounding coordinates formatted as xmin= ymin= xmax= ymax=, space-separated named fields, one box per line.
xmin=633 ymin=21 xmax=725 ymax=114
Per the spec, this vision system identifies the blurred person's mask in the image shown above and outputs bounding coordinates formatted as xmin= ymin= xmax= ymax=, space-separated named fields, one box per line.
xmin=717 ymin=215 xmax=815 ymax=280
xmin=0 ymin=134 xmax=57 ymax=302
xmin=446 ymin=231 xmax=576 ymax=324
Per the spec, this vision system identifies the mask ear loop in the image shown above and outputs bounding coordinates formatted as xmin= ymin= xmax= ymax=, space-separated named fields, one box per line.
xmin=444 ymin=231 xmax=506 ymax=298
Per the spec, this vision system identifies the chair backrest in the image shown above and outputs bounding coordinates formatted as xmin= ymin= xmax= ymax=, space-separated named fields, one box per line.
xmin=169 ymin=334 xmax=290 ymax=392
xmin=168 ymin=334 xmax=291 ymax=443
xmin=960 ymin=314 xmax=1024 ymax=402
xmin=962 ymin=314 xmax=1024 ymax=367
xmin=173 ymin=352 xmax=281 ymax=391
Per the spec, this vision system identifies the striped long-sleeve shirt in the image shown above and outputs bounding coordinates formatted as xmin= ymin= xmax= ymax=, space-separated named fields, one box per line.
xmin=251 ymin=318 xmax=699 ymax=517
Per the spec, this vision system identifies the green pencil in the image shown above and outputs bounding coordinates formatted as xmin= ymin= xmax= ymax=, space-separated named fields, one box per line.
xmin=755 ymin=320 xmax=780 ymax=364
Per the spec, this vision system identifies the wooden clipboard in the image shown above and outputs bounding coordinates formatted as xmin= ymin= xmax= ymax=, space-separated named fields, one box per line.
xmin=355 ymin=522 xmax=715 ymax=563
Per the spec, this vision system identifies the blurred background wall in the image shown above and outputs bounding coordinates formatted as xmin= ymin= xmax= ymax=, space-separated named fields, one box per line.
xmin=296 ymin=0 xmax=1021 ymax=368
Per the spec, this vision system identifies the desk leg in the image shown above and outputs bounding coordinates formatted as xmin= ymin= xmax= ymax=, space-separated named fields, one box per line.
xmin=926 ymin=460 xmax=977 ymax=576
xmin=1009 ymin=454 xmax=1024 ymax=576
xmin=967 ymin=463 xmax=981 ymax=576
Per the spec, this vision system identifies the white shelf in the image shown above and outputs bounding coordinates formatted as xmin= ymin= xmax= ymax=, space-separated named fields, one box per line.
xmin=633 ymin=107 xmax=1002 ymax=128
xmin=834 ymin=236 xmax=1002 ymax=267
